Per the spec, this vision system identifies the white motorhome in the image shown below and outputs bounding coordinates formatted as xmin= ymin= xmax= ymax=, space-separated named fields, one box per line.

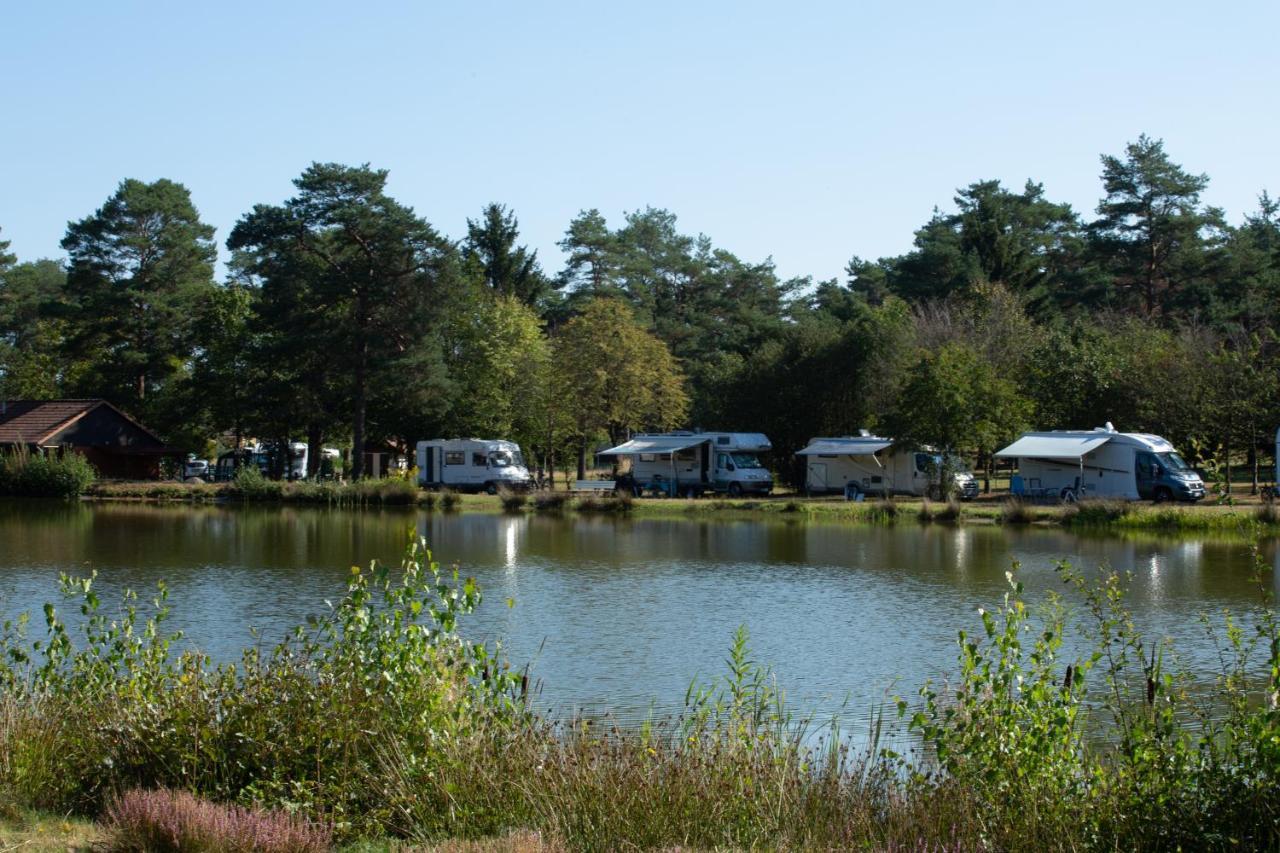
xmin=797 ymin=433 xmax=979 ymax=499
xmin=598 ymin=432 xmax=773 ymax=497
xmin=995 ymin=424 xmax=1205 ymax=502
xmin=416 ymin=438 xmax=532 ymax=493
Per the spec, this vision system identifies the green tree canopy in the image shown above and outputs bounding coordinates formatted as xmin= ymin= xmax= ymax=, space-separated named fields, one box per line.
xmin=228 ymin=163 xmax=459 ymax=477
xmin=550 ymin=297 xmax=689 ymax=477
xmin=60 ymin=178 xmax=217 ymax=411
xmin=1090 ymin=135 xmax=1223 ymax=317
xmin=463 ymin=203 xmax=555 ymax=307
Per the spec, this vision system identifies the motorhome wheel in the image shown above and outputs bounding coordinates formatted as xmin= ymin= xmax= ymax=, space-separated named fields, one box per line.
xmin=1154 ymin=486 xmax=1172 ymax=503
xmin=728 ymin=482 xmax=743 ymax=497
xmin=485 ymin=482 xmax=498 ymax=495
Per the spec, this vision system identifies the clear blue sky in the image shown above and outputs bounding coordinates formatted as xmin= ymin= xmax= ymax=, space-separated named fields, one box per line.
xmin=3 ymin=0 xmax=1277 ymax=283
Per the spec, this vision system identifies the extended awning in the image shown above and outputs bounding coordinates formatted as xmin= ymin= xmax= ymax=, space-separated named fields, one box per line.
xmin=995 ymin=434 xmax=1113 ymax=461
xmin=796 ymin=438 xmax=893 ymax=456
xmin=597 ymin=435 xmax=709 ymax=456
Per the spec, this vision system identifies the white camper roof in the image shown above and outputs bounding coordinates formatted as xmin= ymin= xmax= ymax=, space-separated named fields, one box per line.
xmin=597 ymin=434 xmax=709 ymax=456
xmin=797 ymin=437 xmax=894 ymax=456
xmin=995 ymin=427 xmax=1176 ymax=461
xmin=995 ymin=434 xmax=1112 ymax=461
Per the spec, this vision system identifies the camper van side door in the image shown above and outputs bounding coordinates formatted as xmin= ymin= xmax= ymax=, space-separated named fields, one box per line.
xmin=1134 ymin=452 xmax=1158 ymax=499
xmin=715 ymin=452 xmax=732 ymax=488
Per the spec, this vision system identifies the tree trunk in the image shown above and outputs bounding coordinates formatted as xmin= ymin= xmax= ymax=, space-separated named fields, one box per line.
xmin=307 ymin=424 xmax=323 ymax=479
xmin=1224 ymin=435 xmax=1232 ymax=496
xmin=351 ymin=330 xmax=369 ymax=480
xmin=1250 ymin=441 xmax=1258 ymax=495
xmin=577 ymin=438 xmax=587 ymax=481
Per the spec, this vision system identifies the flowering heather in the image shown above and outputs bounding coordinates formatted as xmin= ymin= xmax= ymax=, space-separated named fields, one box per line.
xmin=103 ymin=788 xmax=332 ymax=853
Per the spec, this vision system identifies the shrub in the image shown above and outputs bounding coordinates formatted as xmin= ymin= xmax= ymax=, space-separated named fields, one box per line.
xmin=575 ymin=493 xmax=633 ymax=514
xmin=0 ymin=448 xmax=96 ymax=498
xmin=1061 ymin=499 xmax=1131 ymax=526
xmin=103 ymin=788 xmax=331 ymax=853
xmin=0 ymin=538 xmax=525 ymax=835
xmin=228 ymin=465 xmax=282 ymax=501
xmin=865 ymin=498 xmax=898 ymax=523
xmin=1000 ymin=499 xmax=1034 ymax=525
xmin=532 ymin=491 xmax=569 ymax=513
xmin=439 ymin=489 xmax=461 ymax=511
xmin=1257 ymin=501 xmax=1280 ymax=525
xmin=500 ymin=490 xmax=528 ymax=513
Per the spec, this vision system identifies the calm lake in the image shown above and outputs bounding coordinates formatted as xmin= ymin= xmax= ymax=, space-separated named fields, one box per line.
xmin=1 ymin=501 xmax=1276 ymax=727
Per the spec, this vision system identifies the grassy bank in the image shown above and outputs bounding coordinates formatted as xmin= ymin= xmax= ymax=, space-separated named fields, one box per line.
xmin=81 ymin=476 xmax=1280 ymax=535
xmin=0 ymin=536 xmax=1277 ymax=850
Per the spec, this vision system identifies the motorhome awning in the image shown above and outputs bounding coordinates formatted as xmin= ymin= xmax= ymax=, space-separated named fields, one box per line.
xmin=995 ymin=434 xmax=1113 ymax=461
xmin=796 ymin=439 xmax=893 ymax=456
xmin=597 ymin=435 xmax=709 ymax=456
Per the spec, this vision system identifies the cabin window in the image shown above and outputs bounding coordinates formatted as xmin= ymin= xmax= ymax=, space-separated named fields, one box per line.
xmin=717 ymin=453 xmax=730 ymax=468
xmin=472 ymin=452 xmax=487 ymax=467
xmin=639 ymin=453 xmax=655 ymax=462
xmin=444 ymin=451 xmax=464 ymax=466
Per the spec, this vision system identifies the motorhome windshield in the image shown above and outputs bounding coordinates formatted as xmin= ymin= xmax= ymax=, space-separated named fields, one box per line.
xmin=730 ymin=453 xmax=763 ymax=469
xmin=1156 ymin=452 xmax=1191 ymax=473
xmin=488 ymin=450 xmax=525 ymax=468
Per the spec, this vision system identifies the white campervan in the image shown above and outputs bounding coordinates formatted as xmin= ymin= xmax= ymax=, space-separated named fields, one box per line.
xmin=797 ymin=433 xmax=979 ymax=499
xmin=598 ymin=432 xmax=773 ymax=497
xmin=995 ymin=424 xmax=1205 ymax=502
xmin=416 ymin=438 xmax=533 ymax=493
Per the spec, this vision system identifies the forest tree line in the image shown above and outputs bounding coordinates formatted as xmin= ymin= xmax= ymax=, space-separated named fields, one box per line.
xmin=1 ymin=135 xmax=1277 ymax=487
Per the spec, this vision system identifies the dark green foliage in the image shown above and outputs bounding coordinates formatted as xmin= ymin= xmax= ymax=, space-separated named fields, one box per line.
xmin=228 ymin=163 xmax=459 ymax=479
xmin=464 ymin=203 xmax=555 ymax=307
xmin=59 ymin=179 xmax=217 ymax=416
xmin=0 ymin=449 xmax=96 ymax=498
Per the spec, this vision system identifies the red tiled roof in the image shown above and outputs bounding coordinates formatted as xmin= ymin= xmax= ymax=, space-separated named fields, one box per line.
xmin=0 ymin=399 xmax=164 ymax=446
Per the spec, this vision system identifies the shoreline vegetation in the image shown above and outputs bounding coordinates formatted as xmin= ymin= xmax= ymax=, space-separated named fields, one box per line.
xmin=74 ymin=475 xmax=1280 ymax=535
xmin=0 ymin=537 xmax=1276 ymax=851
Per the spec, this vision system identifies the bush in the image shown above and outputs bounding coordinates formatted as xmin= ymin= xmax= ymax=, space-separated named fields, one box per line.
xmin=499 ymin=490 xmax=528 ymax=513
xmin=917 ymin=499 xmax=961 ymax=523
xmin=227 ymin=465 xmax=283 ymax=501
xmin=575 ymin=493 xmax=633 ymax=514
xmin=1257 ymin=501 xmax=1280 ymax=525
xmin=439 ymin=489 xmax=461 ymax=511
xmin=0 ymin=538 xmax=525 ymax=835
xmin=532 ymin=491 xmax=569 ymax=513
xmin=103 ymin=788 xmax=331 ymax=853
xmin=1000 ymin=499 xmax=1035 ymax=525
xmin=1061 ymin=499 xmax=1132 ymax=526
xmin=0 ymin=448 xmax=96 ymax=498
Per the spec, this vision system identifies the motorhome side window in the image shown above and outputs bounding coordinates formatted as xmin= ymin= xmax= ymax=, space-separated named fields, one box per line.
xmin=717 ymin=453 xmax=730 ymax=468
xmin=675 ymin=449 xmax=697 ymax=462
xmin=444 ymin=451 xmax=464 ymax=466
xmin=639 ymin=453 xmax=656 ymax=462
xmin=1136 ymin=453 xmax=1156 ymax=476
xmin=472 ymin=452 xmax=487 ymax=467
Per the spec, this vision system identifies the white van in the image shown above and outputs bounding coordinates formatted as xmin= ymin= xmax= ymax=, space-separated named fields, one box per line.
xmin=797 ymin=433 xmax=979 ymax=499
xmin=995 ymin=424 xmax=1205 ymax=502
xmin=598 ymin=432 xmax=773 ymax=497
xmin=416 ymin=438 xmax=533 ymax=493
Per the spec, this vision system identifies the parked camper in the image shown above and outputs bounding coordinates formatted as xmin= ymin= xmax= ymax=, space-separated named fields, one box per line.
xmin=599 ymin=432 xmax=773 ymax=497
xmin=995 ymin=424 xmax=1205 ymax=502
xmin=416 ymin=438 xmax=532 ymax=493
xmin=796 ymin=433 xmax=979 ymax=499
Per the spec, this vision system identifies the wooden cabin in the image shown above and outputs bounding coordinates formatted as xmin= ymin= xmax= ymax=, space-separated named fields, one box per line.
xmin=0 ymin=399 xmax=181 ymax=479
